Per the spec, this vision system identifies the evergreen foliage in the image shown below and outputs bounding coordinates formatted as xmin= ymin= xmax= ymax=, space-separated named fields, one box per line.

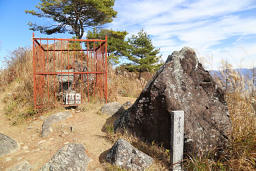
xmin=123 ymin=30 xmax=161 ymax=78
xmin=87 ymin=28 xmax=128 ymax=64
xmin=25 ymin=0 xmax=117 ymax=39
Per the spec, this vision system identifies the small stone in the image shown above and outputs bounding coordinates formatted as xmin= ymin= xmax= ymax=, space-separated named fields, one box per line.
xmin=0 ymin=133 xmax=18 ymax=157
xmin=106 ymin=139 xmax=153 ymax=171
xmin=41 ymin=111 xmax=72 ymax=137
xmin=40 ymin=144 xmax=90 ymax=171
xmin=99 ymin=102 xmax=124 ymax=115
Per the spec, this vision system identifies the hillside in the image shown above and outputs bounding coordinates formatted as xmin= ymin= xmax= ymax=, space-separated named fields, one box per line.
xmin=0 ymin=47 xmax=255 ymax=171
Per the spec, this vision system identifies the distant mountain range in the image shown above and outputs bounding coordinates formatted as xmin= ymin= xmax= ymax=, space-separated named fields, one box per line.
xmin=209 ymin=68 xmax=256 ymax=88
xmin=210 ymin=68 xmax=256 ymax=80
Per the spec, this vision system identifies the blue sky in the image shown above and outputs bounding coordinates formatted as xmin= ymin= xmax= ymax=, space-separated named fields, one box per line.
xmin=0 ymin=0 xmax=256 ymax=70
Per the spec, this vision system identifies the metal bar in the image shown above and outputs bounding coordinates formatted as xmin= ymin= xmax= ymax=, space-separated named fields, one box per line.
xmin=39 ymin=39 xmax=45 ymax=107
xmin=105 ymin=35 xmax=108 ymax=103
xmin=54 ymin=40 xmax=57 ymax=105
xmin=36 ymin=72 xmax=105 ymax=75
xmin=93 ymin=41 xmax=96 ymax=97
xmin=67 ymin=40 xmax=70 ymax=104
xmin=99 ymin=44 xmax=103 ymax=99
xmin=91 ymin=48 xmax=93 ymax=75
xmin=46 ymin=49 xmax=95 ymax=52
xmin=33 ymin=33 xmax=37 ymax=108
xmin=34 ymin=37 xmax=105 ymax=42
xmin=42 ymin=42 xmax=104 ymax=52
xmin=87 ymin=42 xmax=90 ymax=102
xmin=73 ymin=46 xmax=75 ymax=104
xmin=61 ymin=40 xmax=64 ymax=104
xmin=34 ymin=39 xmax=46 ymax=51
xmin=47 ymin=40 xmax=50 ymax=103
xmin=80 ymin=41 xmax=83 ymax=104
xmin=42 ymin=39 xmax=45 ymax=83
xmin=95 ymin=42 xmax=106 ymax=51
xmin=95 ymin=43 xmax=98 ymax=97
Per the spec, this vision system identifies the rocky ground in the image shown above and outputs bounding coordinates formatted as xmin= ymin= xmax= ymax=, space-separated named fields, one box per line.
xmin=0 ymin=95 xmax=153 ymax=170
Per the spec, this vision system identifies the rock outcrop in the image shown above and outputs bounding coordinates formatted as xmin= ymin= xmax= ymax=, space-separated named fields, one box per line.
xmin=106 ymin=139 xmax=153 ymax=170
xmin=115 ymin=47 xmax=231 ymax=155
xmin=40 ymin=143 xmax=90 ymax=171
xmin=41 ymin=111 xmax=72 ymax=137
xmin=0 ymin=133 xmax=18 ymax=157
xmin=99 ymin=102 xmax=124 ymax=115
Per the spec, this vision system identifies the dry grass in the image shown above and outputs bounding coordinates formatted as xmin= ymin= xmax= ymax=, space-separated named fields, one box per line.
xmin=107 ymin=67 xmax=152 ymax=101
xmin=225 ymin=93 xmax=256 ymax=170
xmin=185 ymin=63 xmax=256 ymax=170
xmin=0 ymin=48 xmax=38 ymax=125
xmin=218 ymin=63 xmax=256 ymax=170
xmin=0 ymin=47 xmax=64 ymax=124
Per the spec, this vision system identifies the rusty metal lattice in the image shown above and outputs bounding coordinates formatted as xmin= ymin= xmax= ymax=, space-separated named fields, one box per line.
xmin=32 ymin=33 xmax=108 ymax=109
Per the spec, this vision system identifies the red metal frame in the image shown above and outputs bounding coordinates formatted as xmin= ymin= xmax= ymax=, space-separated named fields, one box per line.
xmin=32 ymin=33 xmax=108 ymax=109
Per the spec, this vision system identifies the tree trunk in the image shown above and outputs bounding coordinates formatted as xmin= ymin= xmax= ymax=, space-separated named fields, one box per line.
xmin=138 ymin=70 xmax=142 ymax=80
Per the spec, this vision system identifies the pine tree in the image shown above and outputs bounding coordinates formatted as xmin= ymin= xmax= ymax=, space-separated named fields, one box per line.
xmin=123 ymin=30 xmax=161 ymax=79
xmin=87 ymin=28 xmax=128 ymax=64
xmin=25 ymin=0 xmax=117 ymax=39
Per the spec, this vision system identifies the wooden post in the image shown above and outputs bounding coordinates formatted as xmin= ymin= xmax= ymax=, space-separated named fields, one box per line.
xmin=170 ymin=111 xmax=184 ymax=171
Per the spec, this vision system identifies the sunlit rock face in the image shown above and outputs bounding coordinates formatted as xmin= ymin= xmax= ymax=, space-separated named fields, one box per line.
xmin=115 ymin=47 xmax=231 ymax=155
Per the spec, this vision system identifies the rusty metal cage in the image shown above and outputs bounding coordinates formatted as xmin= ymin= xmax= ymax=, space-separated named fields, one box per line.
xmin=32 ymin=33 xmax=108 ymax=109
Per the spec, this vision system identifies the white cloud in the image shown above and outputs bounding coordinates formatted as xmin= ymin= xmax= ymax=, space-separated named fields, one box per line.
xmin=108 ymin=0 xmax=256 ymax=69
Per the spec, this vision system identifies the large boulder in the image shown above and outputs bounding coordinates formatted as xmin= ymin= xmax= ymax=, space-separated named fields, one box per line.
xmin=42 ymin=111 xmax=72 ymax=137
xmin=0 ymin=133 xmax=18 ymax=157
xmin=115 ymin=47 xmax=231 ymax=155
xmin=106 ymin=139 xmax=153 ymax=170
xmin=40 ymin=143 xmax=90 ymax=171
xmin=99 ymin=102 xmax=124 ymax=115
